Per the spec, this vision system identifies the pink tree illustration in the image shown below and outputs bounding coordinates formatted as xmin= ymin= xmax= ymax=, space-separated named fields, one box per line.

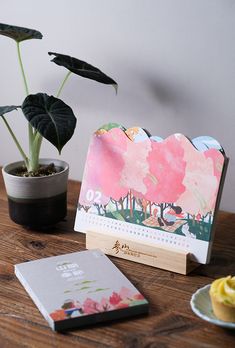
xmin=204 ymin=148 xmax=224 ymax=183
xmin=79 ymin=128 xmax=129 ymax=213
xmin=119 ymin=138 xmax=152 ymax=217
xmin=143 ymin=134 xmax=186 ymax=219
xmin=176 ymin=138 xmax=224 ymax=222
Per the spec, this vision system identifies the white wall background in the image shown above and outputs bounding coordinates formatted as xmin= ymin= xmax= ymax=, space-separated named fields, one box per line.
xmin=0 ymin=0 xmax=234 ymax=212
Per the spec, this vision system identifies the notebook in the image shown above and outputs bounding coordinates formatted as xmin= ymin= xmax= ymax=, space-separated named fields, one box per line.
xmin=15 ymin=249 xmax=148 ymax=331
xmin=74 ymin=124 xmax=228 ymax=264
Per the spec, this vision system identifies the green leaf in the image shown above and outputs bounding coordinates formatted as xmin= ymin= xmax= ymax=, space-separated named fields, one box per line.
xmin=98 ymin=123 xmax=125 ymax=131
xmin=110 ymin=210 xmax=125 ymax=221
xmin=48 ymin=52 xmax=118 ymax=91
xmin=77 ymin=286 xmax=91 ymax=291
xmin=22 ymin=93 xmax=77 ymax=153
xmin=0 ymin=105 xmax=20 ymax=116
xmin=88 ymin=288 xmax=110 ymax=293
xmin=129 ymin=300 xmax=148 ymax=306
xmin=74 ymin=280 xmax=96 ymax=286
xmin=0 ymin=23 xmax=42 ymax=42
xmin=81 ymin=280 xmax=96 ymax=284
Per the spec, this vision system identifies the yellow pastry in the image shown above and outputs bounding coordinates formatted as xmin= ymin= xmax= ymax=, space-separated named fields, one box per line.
xmin=209 ymin=276 xmax=235 ymax=322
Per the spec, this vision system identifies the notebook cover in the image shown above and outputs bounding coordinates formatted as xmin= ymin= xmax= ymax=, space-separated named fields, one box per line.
xmin=15 ymin=249 xmax=148 ymax=331
xmin=74 ymin=124 xmax=227 ymax=264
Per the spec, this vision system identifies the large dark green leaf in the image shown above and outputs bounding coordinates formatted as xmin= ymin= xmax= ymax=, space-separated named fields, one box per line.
xmin=0 ymin=105 xmax=20 ymax=116
xmin=0 ymin=23 xmax=42 ymax=42
xmin=22 ymin=93 xmax=77 ymax=153
xmin=48 ymin=52 xmax=117 ymax=91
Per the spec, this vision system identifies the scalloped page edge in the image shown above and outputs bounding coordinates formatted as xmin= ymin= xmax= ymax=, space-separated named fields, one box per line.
xmin=95 ymin=123 xmax=225 ymax=154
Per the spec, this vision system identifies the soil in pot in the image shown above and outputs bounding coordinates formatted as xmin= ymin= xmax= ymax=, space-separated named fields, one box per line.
xmin=10 ymin=163 xmax=62 ymax=177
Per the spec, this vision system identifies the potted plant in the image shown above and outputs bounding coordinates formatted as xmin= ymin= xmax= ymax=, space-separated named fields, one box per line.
xmin=0 ymin=23 xmax=117 ymax=228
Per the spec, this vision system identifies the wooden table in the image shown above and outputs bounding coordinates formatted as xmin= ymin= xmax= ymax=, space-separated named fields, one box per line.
xmin=0 ymin=173 xmax=235 ymax=348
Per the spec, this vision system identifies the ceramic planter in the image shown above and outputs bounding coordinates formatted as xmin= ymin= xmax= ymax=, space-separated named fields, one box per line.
xmin=2 ymin=159 xmax=69 ymax=228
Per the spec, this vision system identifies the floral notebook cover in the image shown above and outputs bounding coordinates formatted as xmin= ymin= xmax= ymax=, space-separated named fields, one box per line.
xmin=75 ymin=124 xmax=227 ymax=264
xmin=15 ymin=249 xmax=148 ymax=331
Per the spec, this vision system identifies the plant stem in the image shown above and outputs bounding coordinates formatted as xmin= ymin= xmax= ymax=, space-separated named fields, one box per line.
xmin=28 ymin=132 xmax=43 ymax=172
xmin=34 ymin=132 xmax=43 ymax=160
xmin=16 ymin=41 xmax=35 ymax=169
xmin=1 ymin=115 xmax=29 ymax=168
xmin=16 ymin=42 xmax=29 ymax=96
xmin=56 ymin=71 xmax=72 ymax=98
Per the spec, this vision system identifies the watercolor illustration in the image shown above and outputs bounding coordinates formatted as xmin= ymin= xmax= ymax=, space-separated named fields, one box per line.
xmin=50 ymin=286 xmax=147 ymax=321
xmin=78 ymin=124 xmax=226 ymax=242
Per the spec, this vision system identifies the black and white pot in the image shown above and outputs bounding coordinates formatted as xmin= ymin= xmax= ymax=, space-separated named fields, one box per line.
xmin=2 ymin=159 xmax=69 ymax=228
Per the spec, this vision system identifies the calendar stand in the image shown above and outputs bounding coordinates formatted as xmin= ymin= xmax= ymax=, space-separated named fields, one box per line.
xmin=86 ymin=230 xmax=200 ymax=275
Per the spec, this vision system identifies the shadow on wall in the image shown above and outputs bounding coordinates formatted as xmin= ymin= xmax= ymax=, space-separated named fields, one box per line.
xmin=44 ymin=71 xmax=202 ymax=116
xmin=44 ymin=64 xmax=214 ymax=138
xmin=140 ymin=72 xmax=205 ymax=114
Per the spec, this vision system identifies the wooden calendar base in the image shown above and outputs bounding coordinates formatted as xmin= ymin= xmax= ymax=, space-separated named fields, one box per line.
xmin=86 ymin=231 xmax=200 ymax=275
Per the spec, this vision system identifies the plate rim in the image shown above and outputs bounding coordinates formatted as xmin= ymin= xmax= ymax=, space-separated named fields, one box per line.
xmin=190 ymin=284 xmax=235 ymax=329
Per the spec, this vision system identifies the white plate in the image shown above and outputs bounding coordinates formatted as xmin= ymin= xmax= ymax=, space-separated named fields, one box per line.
xmin=190 ymin=284 xmax=235 ymax=329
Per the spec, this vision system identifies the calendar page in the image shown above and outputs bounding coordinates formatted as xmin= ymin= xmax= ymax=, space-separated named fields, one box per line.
xmin=74 ymin=124 xmax=227 ymax=264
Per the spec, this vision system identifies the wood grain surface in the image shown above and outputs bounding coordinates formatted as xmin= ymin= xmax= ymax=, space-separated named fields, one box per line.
xmin=0 ymin=171 xmax=235 ymax=348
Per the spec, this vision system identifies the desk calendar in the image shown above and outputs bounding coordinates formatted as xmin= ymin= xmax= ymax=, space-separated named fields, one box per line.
xmin=74 ymin=124 xmax=227 ymax=265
